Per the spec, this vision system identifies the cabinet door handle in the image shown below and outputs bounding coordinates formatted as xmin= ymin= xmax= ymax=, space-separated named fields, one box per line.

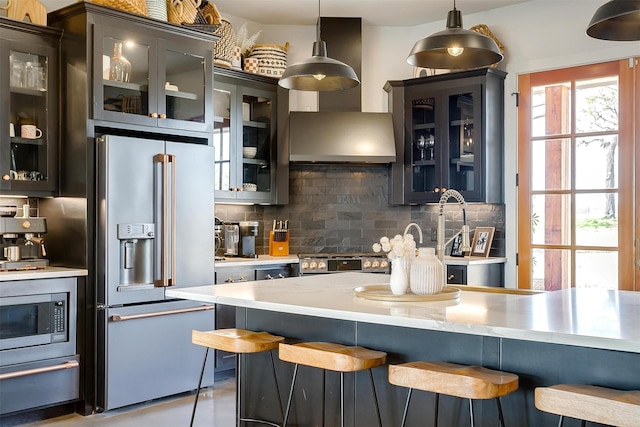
xmin=2 ymin=174 xmax=9 ymax=181
xmin=149 ymin=112 xmax=158 ymax=118
xmin=448 ymin=274 xmax=455 ymax=280
xmin=159 ymin=113 xmax=167 ymax=119
xmin=0 ymin=360 xmax=79 ymax=380
xmin=225 ymin=277 xmax=234 ymax=283
xmin=434 ymin=187 xmax=440 ymax=193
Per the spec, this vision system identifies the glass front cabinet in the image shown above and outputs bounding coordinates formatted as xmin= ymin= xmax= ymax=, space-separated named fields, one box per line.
xmin=1 ymin=19 xmax=61 ymax=196
xmin=385 ymin=68 xmax=506 ymax=204
xmin=213 ymin=68 xmax=282 ymax=204
xmin=92 ymin=21 xmax=213 ymax=135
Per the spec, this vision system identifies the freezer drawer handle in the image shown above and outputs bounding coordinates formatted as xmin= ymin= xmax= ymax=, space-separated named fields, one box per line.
xmin=110 ymin=305 xmax=214 ymax=322
xmin=0 ymin=360 xmax=79 ymax=381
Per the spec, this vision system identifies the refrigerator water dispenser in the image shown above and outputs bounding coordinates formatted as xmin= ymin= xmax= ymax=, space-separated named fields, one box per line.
xmin=117 ymin=223 xmax=154 ymax=286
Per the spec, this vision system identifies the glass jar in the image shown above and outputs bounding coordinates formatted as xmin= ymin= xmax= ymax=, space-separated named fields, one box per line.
xmin=10 ymin=56 xmax=24 ymax=88
xmin=24 ymin=61 xmax=46 ymax=91
xmin=109 ymin=42 xmax=131 ymax=83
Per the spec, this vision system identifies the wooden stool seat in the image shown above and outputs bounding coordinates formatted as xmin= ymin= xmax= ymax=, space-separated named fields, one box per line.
xmin=279 ymin=342 xmax=387 ymax=372
xmin=389 ymin=361 xmax=519 ymax=400
xmin=535 ymin=384 xmax=640 ymax=427
xmin=192 ymin=328 xmax=284 ymax=353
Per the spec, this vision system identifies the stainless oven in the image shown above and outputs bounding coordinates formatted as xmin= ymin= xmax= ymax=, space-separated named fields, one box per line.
xmin=298 ymin=253 xmax=390 ymax=275
xmin=0 ymin=277 xmax=79 ymax=415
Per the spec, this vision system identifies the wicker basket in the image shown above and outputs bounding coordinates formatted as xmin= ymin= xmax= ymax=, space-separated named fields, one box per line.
xmin=213 ymin=19 xmax=234 ymax=67
xmin=166 ymin=0 xmax=202 ymax=25
xmin=90 ymin=0 xmax=148 ymax=16
xmin=246 ymin=42 xmax=289 ymax=77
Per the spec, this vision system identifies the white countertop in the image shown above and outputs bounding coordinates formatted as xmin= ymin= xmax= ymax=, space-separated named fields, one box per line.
xmin=0 ymin=267 xmax=89 ymax=281
xmin=215 ymin=255 xmax=299 ymax=268
xmin=167 ymin=272 xmax=640 ymax=354
xmin=444 ymin=256 xmax=507 ymax=265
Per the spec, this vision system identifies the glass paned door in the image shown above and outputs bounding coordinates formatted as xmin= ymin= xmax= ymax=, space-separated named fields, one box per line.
xmin=241 ymin=92 xmax=272 ymax=195
xmin=447 ymin=92 xmax=477 ymax=194
xmin=518 ymin=60 xmax=636 ymax=291
xmin=410 ymin=96 xmax=437 ymax=194
xmin=8 ymin=49 xmax=49 ymax=185
xmin=213 ymin=85 xmax=232 ymax=192
xmin=161 ymin=48 xmax=206 ymax=124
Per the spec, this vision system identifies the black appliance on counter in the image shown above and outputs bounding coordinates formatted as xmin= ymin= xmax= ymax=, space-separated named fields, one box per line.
xmin=298 ymin=253 xmax=390 ymax=275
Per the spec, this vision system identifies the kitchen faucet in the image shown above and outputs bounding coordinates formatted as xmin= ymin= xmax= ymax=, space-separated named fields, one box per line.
xmin=403 ymin=222 xmax=423 ymax=244
xmin=436 ymin=189 xmax=471 ymax=264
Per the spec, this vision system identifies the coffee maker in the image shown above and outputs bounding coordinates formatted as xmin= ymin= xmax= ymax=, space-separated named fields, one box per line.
xmin=0 ymin=205 xmax=49 ymax=270
xmin=239 ymin=221 xmax=259 ymax=258
xmin=223 ymin=222 xmax=239 ymax=257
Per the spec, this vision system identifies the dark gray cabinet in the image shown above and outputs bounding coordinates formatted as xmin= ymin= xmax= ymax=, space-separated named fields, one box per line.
xmin=1 ymin=18 xmax=61 ymax=196
xmin=385 ymin=68 xmax=506 ymax=204
xmin=446 ymin=262 xmax=504 ymax=287
xmin=213 ymin=67 xmax=289 ymax=204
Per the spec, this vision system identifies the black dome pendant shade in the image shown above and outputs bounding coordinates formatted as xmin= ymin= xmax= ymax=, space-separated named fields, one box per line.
xmin=587 ymin=0 xmax=640 ymax=41
xmin=407 ymin=1 xmax=503 ymax=70
xmin=278 ymin=1 xmax=360 ymax=91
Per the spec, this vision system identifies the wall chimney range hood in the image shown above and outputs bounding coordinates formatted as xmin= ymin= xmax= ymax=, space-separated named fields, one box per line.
xmin=289 ymin=111 xmax=395 ymax=163
xmin=288 ymin=17 xmax=397 ymax=163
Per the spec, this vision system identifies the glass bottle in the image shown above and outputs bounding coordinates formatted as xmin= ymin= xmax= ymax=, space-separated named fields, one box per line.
xmin=109 ymin=42 xmax=131 ymax=82
xmin=410 ymin=247 xmax=445 ymax=295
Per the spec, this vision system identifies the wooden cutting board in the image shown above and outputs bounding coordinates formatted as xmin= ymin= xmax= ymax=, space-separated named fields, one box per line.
xmin=7 ymin=0 xmax=47 ymax=26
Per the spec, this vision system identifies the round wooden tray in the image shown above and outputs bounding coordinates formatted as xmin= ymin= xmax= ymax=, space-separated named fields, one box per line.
xmin=354 ymin=285 xmax=461 ymax=302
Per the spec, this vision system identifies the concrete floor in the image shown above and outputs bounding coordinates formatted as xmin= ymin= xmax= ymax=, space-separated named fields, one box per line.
xmin=19 ymin=378 xmax=236 ymax=427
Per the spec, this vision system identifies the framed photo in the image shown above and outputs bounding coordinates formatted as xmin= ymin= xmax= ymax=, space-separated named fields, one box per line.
xmin=449 ymin=234 xmax=467 ymax=257
xmin=470 ymin=227 xmax=495 ymax=257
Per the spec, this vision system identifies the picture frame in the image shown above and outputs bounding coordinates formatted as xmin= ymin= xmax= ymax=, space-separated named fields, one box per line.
xmin=470 ymin=227 xmax=495 ymax=257
xmin=449 ymin=234 xmax=467 ymax=257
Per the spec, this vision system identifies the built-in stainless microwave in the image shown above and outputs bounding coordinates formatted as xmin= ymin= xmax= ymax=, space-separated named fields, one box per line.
xmin=0 ymin=293 xmax=69 ymax=351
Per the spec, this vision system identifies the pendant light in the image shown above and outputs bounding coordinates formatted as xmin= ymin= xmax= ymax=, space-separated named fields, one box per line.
xmin=407 ymin=0 xmax=503 ymax=70
xmin=587 ymin=0 xmax=640 ymax=41
xmin=278 ymin=0 xmax=360 ymax=91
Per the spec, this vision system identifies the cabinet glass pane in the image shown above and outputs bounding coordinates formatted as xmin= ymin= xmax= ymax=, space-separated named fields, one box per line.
xmin=102 ymin=37 xmax=150 ymax=117
xmin=242 ymin=94 xmax=271 ymax=193
xmin=411 ymin=97 xmax=436 ymax=193
xmin=164 ymin=50 xmax=205 ymax=122
xmin=213 ymin=88 xmax=231 ymax=191
xmin=9 ymin=50 xmax=49 ymax=183
xmin=448 ymin=92 xmax=475 ymax=192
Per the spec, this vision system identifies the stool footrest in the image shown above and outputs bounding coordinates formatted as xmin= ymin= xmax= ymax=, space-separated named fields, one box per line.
xmin=535 ymin=384 xmax=640 ymax=427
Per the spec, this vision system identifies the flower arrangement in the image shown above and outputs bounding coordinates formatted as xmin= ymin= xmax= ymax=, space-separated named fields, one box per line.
xmin=372 ymin=234 xmax=417 ymax=260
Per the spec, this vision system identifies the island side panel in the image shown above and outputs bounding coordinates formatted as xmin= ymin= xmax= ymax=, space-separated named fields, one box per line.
xmin=238 ymin=308 xmax=639 ymax=427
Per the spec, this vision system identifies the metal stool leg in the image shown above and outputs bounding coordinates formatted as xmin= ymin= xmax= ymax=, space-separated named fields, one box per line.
xmin=400 ymin=388 xmax=413 ymax=427
xmin=236 ymin=353 xmax=242 ymax=427
xmin=340 ymin=372 xmax=345 ymax=427
xmin=268 ymin=350 xmax=284 ymax=421
xmin=469 ymin=398 xmax=475 ymax=427
xmin=581 ymin=420 xmax=587 ymax=427
xmin=368 ymin=369 xmax=382 ymax=427
xmin=239 ymin=351 xmax=283 ymax=427
xmin=496 ymin=397 xmax=505 ymax=427
xmin=558 ymin=415 xmax=564 ymax=427
xmin=190 ymin=347 xmax=209 ymax=427
xmin=282 ymin=363 xmax=299 ymax=427
xmin=434 ymin=393 xmax=440 ymax=427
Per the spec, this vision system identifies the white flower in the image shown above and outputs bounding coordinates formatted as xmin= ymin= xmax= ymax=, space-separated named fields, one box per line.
xmin=373 ymin=232 xmax=419 ymax=260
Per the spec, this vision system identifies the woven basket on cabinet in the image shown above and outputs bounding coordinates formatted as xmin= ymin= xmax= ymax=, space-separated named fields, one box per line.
xmin=246 ymin=42 xmax=289 ymax=77
xmin=166 ymin=0 xmax=202 ymax=25
xmin=213 ymin=19 xmax=234 ymax=67
xmin=90 ymin=0 xmax=148 ymax=16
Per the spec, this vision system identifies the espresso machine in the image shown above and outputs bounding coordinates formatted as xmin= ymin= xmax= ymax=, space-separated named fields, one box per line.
xmin=239 ymin=221 xmax=259 ymax=258
xmin=0 ymin=205 xmax=49 ymax=270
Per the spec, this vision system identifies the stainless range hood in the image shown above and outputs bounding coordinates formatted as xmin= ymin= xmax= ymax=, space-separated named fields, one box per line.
xmin=287 ymin=18 xmax=396 ymax=164
xmin=289 ymin=111 xmax=395 ymax=163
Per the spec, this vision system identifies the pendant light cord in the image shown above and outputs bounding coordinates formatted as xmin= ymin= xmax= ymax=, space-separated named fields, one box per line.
xmin=316 ymin=0 xmax=321 ymax=42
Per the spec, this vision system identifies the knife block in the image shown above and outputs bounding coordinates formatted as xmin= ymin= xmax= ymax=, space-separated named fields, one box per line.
xmin=269 ymin=231 xmax=289 ymax=256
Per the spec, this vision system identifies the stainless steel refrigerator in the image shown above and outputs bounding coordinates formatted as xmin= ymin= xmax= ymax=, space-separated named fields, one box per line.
xmin=95 ymin=135 xmax=215 ymax=411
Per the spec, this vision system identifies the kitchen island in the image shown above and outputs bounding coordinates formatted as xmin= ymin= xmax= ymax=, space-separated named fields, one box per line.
xmin=168 ymin=273 xmax=640 ymax=426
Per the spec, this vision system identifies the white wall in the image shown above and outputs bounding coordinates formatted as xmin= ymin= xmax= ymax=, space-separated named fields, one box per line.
xmin=221 ymin=0 xmax=640 ymax=287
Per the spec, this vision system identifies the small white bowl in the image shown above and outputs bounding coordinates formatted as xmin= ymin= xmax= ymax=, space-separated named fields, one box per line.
xmin=243 ymin=147 xmax=258 ymax=159
xmin=242 ymin=183 xmax=257 ymax=192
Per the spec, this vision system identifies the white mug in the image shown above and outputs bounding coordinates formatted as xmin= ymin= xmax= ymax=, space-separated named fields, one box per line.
xmin=9 ymin=123 xmax=15 ymax=137
xmin=21 ymin=124 xmax=42 ymax=139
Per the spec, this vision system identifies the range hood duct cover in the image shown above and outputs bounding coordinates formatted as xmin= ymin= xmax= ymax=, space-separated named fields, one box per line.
xmin=289 ymin=111 xmax=396 ymax=163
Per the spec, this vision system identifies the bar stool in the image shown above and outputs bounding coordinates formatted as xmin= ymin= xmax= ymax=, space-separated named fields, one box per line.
xmin=190 ymin=328 xmax=284 ymax=427
xmin=535 ymin=384 xmax=640 ymax=427
xmin=388 ymin=361 xmax=519 ymax=427
xmin=279 ymin=342 xmax=387 ymax=427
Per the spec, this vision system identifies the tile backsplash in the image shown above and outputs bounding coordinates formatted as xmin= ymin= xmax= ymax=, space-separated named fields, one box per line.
xmin=215 ymin=164 xmax=505 ymax=256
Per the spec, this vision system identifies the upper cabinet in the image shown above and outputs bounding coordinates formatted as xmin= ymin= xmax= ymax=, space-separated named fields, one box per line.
xmin=0 ymin=18 xmax=61 ymax=196
xmin=213 ymin=67 xmax=289 ymax=205
xmin=48 ymin=3 xmax=216 ymax=141
xmin=385 ymin=68 xmax=506 ymax=204
xmin=93 ymin=24 xmax=212 ymax=133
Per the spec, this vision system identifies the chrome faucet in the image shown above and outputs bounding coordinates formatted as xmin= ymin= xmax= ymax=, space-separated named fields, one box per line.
xmin=436 ymin=189 xmax=471 ymax=264
xmin=403 ymin=222 xmax=423 ymax=245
